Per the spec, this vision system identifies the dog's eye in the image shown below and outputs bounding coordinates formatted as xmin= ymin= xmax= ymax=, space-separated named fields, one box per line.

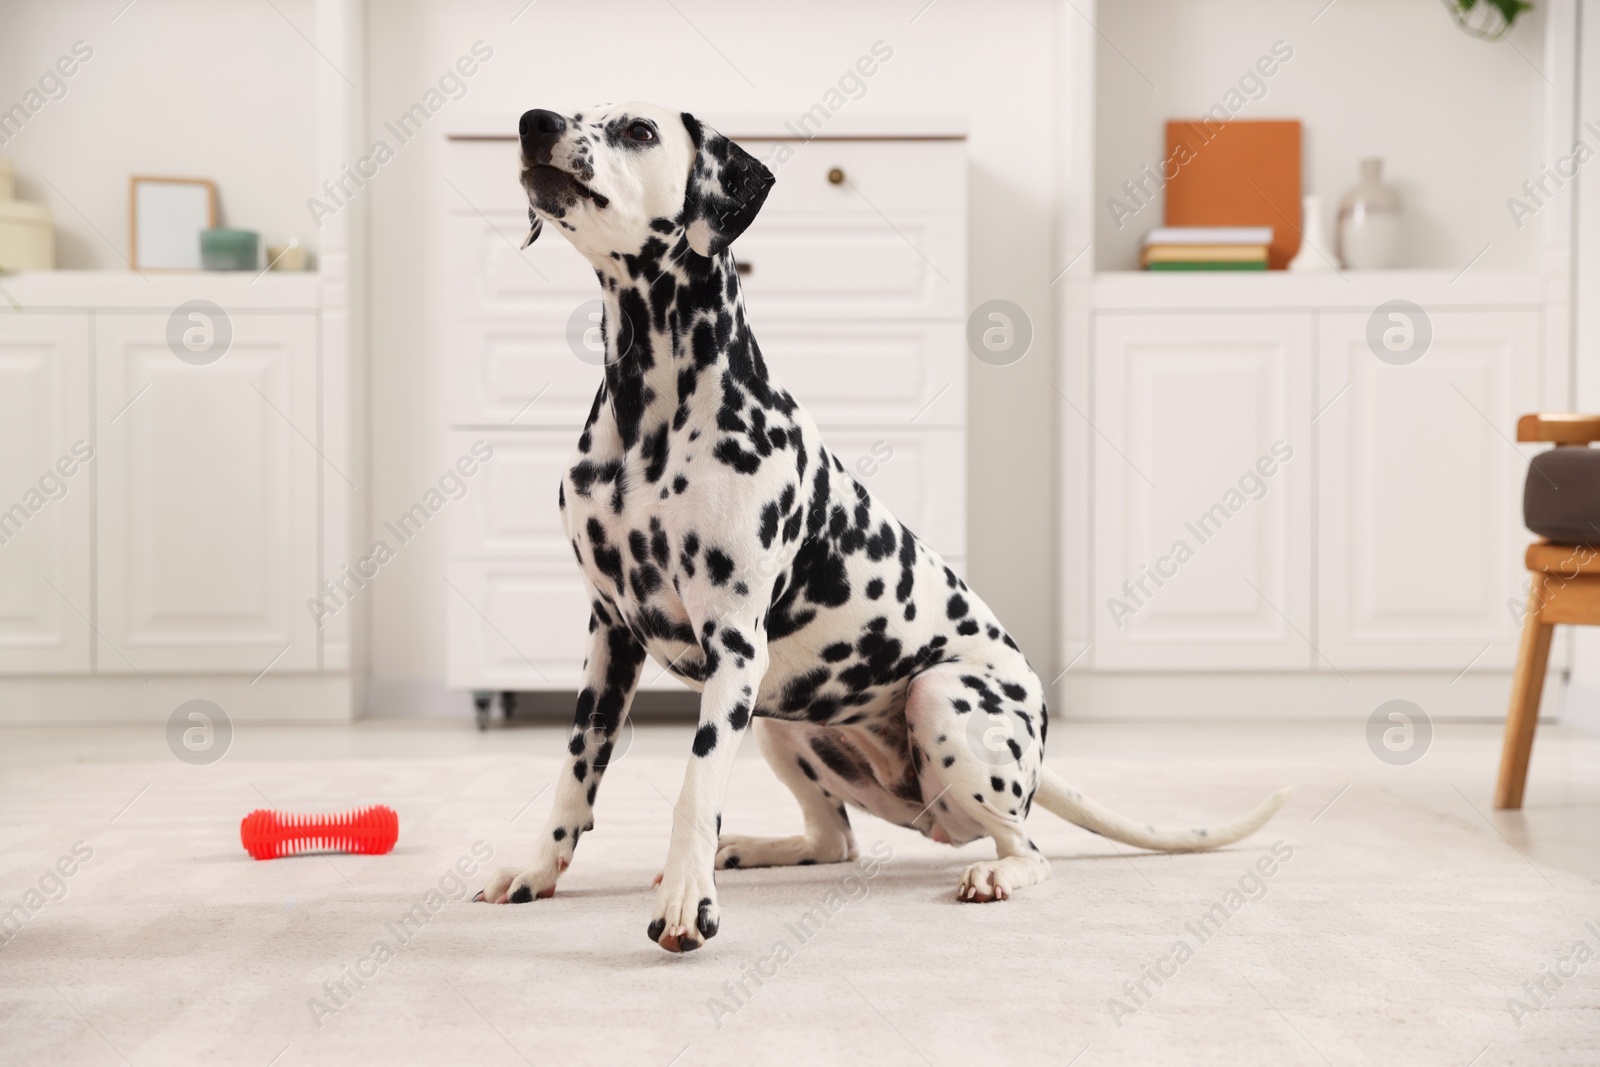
xmin=628 ymin=122 xmax=656 ymax=143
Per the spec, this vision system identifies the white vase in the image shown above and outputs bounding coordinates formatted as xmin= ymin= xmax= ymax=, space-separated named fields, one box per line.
xmin=1337 ymin=158 xmax=1401 ymax=269
xmin=1288 ymin=193 xmax=1336 ymax=272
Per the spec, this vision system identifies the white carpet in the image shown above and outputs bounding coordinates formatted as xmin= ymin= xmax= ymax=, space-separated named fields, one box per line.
xmin=3 ymin=744 xmax=1599 ymax=1066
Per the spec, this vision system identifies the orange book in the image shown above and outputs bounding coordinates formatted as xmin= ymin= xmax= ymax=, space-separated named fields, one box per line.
xmin=1164 ymin=120 xmax=1302 ymax=270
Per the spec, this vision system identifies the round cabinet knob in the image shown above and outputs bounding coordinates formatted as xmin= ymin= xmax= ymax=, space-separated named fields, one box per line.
xmin=827 ymin=167 xmax=845 ymax=185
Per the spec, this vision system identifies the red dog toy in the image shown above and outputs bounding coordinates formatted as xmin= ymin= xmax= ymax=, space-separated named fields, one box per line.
xmin=240 ymin=804 xmax=399 ymax=860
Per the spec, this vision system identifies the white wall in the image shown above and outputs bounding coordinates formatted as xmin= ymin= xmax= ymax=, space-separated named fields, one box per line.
xmin=364 ymin=0 xmax=1062 ymax=713
xmin=0 ymin=0 xmax=319 ymax=267
xmin=1094 ymin=0 xmax=1549 ymax=272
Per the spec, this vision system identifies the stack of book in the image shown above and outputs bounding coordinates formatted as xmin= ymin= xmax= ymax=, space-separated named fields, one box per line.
xmin=1140 ymin=227 xmax=1273 ymax=271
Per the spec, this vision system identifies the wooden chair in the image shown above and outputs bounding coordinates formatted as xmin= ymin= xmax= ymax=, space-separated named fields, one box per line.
xmin=1496 ymin=413 xmax=1600 ymax=809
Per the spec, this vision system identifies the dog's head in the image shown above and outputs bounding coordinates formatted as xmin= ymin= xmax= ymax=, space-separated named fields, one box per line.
xmin=517 ymin=102 xmax=774 ymax=265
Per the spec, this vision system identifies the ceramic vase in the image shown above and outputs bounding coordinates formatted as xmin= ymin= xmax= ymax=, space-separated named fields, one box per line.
xmin=1337 ymin=158 xmax=1401 ymax=269
xmin=1288 ymin=193 xmax=1336 ymax=272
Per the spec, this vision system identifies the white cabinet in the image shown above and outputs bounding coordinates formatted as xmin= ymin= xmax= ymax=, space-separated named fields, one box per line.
xmin=0 ymin=314 xmax=92 ymax=673
xmin=0 ymin=274 xmax=349 ymax=720
xmin=95 ymin=313 xmax=320 ymax=673
xmin=1086 ymin=274 xmax=1543 ymax=678
xmin=1092 ymin=313 xmax=1312 ymax=669
xmin=1317 ymin=310 xmax=1538 ymax=670
xmin=442 ymin=118 xmax=969 ymax=693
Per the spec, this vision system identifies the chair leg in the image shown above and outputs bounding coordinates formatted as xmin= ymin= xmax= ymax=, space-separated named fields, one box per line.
xmin=1496 ymin=577 xmax=1555 ymax=810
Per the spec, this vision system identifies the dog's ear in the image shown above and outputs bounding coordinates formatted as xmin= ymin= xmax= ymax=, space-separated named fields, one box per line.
xmin=680 ymin=112 xmax=774 ymax=258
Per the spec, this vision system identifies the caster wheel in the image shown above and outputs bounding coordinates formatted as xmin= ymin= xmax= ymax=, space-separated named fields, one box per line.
xmin=472 ymin=690 xmax=492 ymax=731
xmin=501 ymin=691 xmax=517 ymax=720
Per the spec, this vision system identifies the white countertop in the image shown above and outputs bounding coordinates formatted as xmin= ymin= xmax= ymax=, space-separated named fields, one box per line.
xmin=0 ymin=269 xmax=321 ymax=310
xmin=1090 ymin=269 xmax=1543 ymax=310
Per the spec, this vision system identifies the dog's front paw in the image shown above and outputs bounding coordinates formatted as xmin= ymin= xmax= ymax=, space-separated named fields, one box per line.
xmin=647 ymin=869 xmax=719 ymax=952
xmin=476 ymin=860 xmax=561 ymax=905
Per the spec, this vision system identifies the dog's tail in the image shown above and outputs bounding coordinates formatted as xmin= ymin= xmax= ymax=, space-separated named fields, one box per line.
xmin=1034 ymin=767 xmax=1290 ymax=852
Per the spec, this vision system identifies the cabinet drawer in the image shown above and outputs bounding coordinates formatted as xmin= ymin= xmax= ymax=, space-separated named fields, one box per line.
xmin=449 ymin=426 xmax=966 ymax=561
xmin=443 ymin=136 xmax=965 ymax=217
xmin=448 ymin=211 xmax=964 ymax=323
xmin=446 ymin=318 xmax=601 ymax=428
xmin=742 ymin=139 xmax=964 ymax=216
xmin=446 ymin=559 xmax=687 ymax=692
xmin=735 ymin=214 xmax=963 ymax=321
xmin=764 ymin=322 xmax=963 ymax=427
xmin=448 ymin=431 xmax=569 ymax=558
xmin=819 ymin=428 xmax=965 ymax=560
xmin=445 ymin=212 xmax=595 ymax=320
xmin=447 ymin=559 xmax=590 ymax=689
xmin=447 ymin=319 xmax=964 ymax=430
xmin=448 ymin=553 xmax=968 ymax=693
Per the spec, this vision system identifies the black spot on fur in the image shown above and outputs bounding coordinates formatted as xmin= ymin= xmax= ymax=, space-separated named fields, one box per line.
xmin=706 ymin=549 xmax=735 ymax=585
xmin=697 ymin=898 xmax=719 ymax=938
xmin=721 ymin=628 xmax=757 ymax=658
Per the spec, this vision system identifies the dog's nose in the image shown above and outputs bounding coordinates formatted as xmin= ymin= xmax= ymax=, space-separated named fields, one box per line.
xmin=519 ymin=109 xmax=566 ymax=154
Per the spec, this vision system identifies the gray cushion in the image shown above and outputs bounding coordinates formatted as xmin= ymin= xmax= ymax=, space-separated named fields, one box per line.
xmin=1525 ymin=446 xmax=1600 ymax=544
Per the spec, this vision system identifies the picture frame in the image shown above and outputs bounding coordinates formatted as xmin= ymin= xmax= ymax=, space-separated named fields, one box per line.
xmin=129 ymin=176 xmax=217 ymax=271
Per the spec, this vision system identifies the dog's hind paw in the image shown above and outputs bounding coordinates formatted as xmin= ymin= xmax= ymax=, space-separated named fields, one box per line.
xmin=957 ymin=862 xmax=1011 ymax=903
xmin=957 ymin=853 xmax=1049 ymax=903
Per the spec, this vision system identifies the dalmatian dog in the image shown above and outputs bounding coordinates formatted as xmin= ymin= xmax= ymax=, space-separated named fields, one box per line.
xmin=476 ymin=103 xmax=1290 ymax=952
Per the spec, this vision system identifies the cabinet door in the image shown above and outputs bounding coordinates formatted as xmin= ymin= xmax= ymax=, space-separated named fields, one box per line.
xmin=96 ymin=313 xmax=319 ymax=673
xmin=1318 ymin=310 xmax=1538 ymax=670
xmin=0 ymin=314 xmax=92 ymax=673
xmin=1093 ymin=313 xmax=1313 ymax=669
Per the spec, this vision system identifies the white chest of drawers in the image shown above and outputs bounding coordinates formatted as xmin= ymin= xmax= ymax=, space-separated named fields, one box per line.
xmin=440 ymin=115 xmax=968 ymax=706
